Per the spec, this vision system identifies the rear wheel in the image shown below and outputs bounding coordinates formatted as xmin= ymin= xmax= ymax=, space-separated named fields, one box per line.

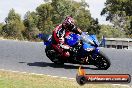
xmin=45 ymin=46 xmax=64 ymax=65
xmin=94 ymin=51 xmax=110 ymax=70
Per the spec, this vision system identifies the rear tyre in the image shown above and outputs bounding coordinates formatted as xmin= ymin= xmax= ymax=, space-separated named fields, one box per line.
xmin=45 ymin=46 xmax=64 ymax=65
xmin=94 ymin=51 xmax=111 ymax=70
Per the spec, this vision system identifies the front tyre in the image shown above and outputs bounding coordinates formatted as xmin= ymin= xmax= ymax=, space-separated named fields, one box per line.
xmin=94 ymin=51 xmax=111 ymax=70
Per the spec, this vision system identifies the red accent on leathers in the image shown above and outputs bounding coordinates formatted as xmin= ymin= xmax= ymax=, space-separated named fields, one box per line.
xmin=52 ymin=24 xmax=71 ymax=58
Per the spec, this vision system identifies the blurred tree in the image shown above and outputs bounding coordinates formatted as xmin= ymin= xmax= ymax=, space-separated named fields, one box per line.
xmin=87 ymin=18 xmax=100 ymax=34
xmin=36 ymin=0 xmax=100 ymax=34
xmin=24 ymin=11 xmax=38 ymax=30
xmin=101 ymin=0 xmax=132 ymax=37
xmin=2 ymin=9 xmax=25 ymax=39
xmin=51 ymin=0 xmax=76 ymax=23
xmin=98 ymin=25 xmax=126 ymax=39
xmin=23 ymin=11 xmax=40 ymax=40
xmin=36 ymin=3 xmax=54 ymax=34
xmin=0 ymin=23 xmax=4 ymax=36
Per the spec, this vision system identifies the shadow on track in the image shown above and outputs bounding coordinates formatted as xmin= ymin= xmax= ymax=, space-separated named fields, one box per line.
xmin=26 ymin=62 xmax=100 ymax=70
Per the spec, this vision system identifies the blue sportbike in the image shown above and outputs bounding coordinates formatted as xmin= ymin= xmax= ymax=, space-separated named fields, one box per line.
xmin=37 ymin=32 xmax=111 ymax=70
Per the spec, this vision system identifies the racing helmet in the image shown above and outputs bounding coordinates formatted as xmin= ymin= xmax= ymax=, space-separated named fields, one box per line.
xmin=62 ymin=16 xmax=75 ymax=30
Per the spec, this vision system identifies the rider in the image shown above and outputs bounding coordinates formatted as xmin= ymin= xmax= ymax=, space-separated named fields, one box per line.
xmin=52 ymin=16 xmax=82 ymax=59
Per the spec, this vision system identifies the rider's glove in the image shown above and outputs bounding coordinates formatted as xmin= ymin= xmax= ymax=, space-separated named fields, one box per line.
xmin=60 ymin=44 xmax=70 ymax=50
xmin=60 ymin=44 xmax=74 ymax=52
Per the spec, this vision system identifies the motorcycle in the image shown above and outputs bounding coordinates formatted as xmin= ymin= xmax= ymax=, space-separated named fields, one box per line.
xmin=37 ymin=32 xmax=111 ymax=70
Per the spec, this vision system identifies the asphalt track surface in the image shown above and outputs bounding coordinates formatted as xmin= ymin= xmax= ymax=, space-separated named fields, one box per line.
xmin=0 ymin=40 xmax=132 ymax=85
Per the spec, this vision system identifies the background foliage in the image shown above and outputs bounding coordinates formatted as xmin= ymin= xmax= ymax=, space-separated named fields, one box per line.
xmin=101 ymin=0 xmax=132 ymax=38
xmin=0 ymin=0 xmax=131 ymax=41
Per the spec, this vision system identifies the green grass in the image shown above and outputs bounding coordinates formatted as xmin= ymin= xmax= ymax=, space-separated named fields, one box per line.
xmin=0 ymin=70 xmax=131 ymax=88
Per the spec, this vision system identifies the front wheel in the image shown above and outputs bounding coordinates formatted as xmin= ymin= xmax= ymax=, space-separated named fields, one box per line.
xmin=94 ymin=51 xmax=111 ymax=70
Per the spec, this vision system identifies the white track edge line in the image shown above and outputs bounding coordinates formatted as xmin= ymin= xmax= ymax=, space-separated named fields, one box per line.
xmin=0 ymin=69 xmax=75 ymax=80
